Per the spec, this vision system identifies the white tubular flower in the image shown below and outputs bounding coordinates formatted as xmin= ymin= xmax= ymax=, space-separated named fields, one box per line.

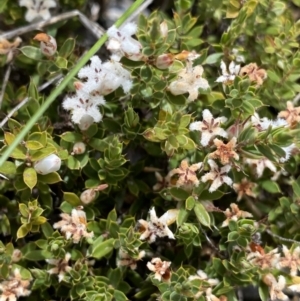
xmin=106 ymin=23 xmax=143 ymax=61
xmin=160 ymin=21 xmax=168 ymax=38
xmin=263 ymin=274 xmax=288 ymax=301
xmin=78 ymin=56 xmax=132 ymax=95
xmin=33 ymin=33 xmax=57 ymax=57
xmin=201 ymin=160 xmax=232 ymax=193
xmin=34 ymin=154 xmax=61 ymax=175
xmin=216 ymin=61 xmax=240 ymax=84
xmin=169 ymin=63 xmax=210 ymax=102
xmin=62 ymin=88 xmax=105 ymax=128
xmin=147 ymin=258 xmax=171 ymax=282
xmin=0 ymin=268 xmax=31 ymax=301
xmin=19 ymin=0 xmax=56 ymax=22
xmin=245 ymin=158 xmax=277 ymax=178
xmin=138 ymin=207 xmax=178 ymax=243
xmin=46 ymin=253 xmax=72 ymax=282
xmin=53 ymin=207 xmax=94 ymax=243
xmin=189 ymin=109 xmax=228 ymax=147
xmin=78 ymin=115 xmax=94 ymax=131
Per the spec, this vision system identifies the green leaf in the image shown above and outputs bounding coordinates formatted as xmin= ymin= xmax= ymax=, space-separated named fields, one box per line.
xmin=258 ymin=282 xmax=269 ymax=301
xmin=0 ymin=161 xmax=16 ymax=175
xmin=20 ymin=46 xmax=43 ymax=60
xmin=293 ymin=176 xmax=300 ymax=199
xmin=169 ymin=187 xmax=190 ymax=200
xmin=55 ymin=56 xmax=68 ymax=69
xmin=60 ymin=132 xmax=82 ymax=143
xmin=17 ymin=224 xmax=30 ymax=239
xmin=204 ymin=53 xmax=223 ymax=65
xmin=166 ymin=92 xmax=186 ymax=106
xmin=63 ymin=192 xmax=81 ymax=206
xmin=25 ymin=140 xmax=44 ymax=150
xmin=59 ymin=38 xmax=75 ymax=58
xmin=194 ymin=202 xmax=211 ymax=228
xmin=186 ymin=196 xmax=195 ymax=210
xmin=38 ymin=172 xmax=62 ymax=184
xmin=91 ymin=238 xmax=115 ymax=259
xmin=41 ymin=222 xmax=54 ymax=238
xmin=23 ymin=168 xmax=37 ymax=190
xmin=114 ymin=290 xmax=128 ymax=301
xmin=261 ymin=180 xmax=281 ymax=193
xmin=30 ymin=147 xmax=56 ymax=161
xmin=4 ymin=132 xmax=15 ymax=145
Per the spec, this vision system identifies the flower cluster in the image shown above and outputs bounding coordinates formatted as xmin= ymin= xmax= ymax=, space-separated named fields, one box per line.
xmin=62 ymin=23 xmax=142 ymax=130
xmin=0 ymin=269 xmax=31 ymax=301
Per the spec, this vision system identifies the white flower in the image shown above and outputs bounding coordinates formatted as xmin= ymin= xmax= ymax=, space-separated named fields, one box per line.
xmin=169 ymin=63 xmax=210 ymax=101
xmin=138 ymin=207 xmax=178 ymax=243
xmin=53 ymin=207 xmax=94 ymax=243
xmin=231 ymin=48 xmax=245 ymax=63
xmin=62 ymin=88 xmax=105 ymax=127
xmin=216 ymin=61 xmax=240 ymax=84
xmin=277 ymin=245 xmax=300 ymax=276
xmin=19 ymin=0 xmax=56 ymax=22
xmin=34 ymin=154 xmax=61 ymax=175
xmin=106 ymin=23 xmax=143 ymax=61
xmin=288 ymin=282 xmax=300 ymax=292
xmin=245 ymin=158 xmax=277 ymax=178
xmin=147 ymin=258 xmax=171 ymax=281
xmin=201 ymin=159 xmax=232 ymax=192
xmin=117 ymin=248 xmax=145 ymax=270
xmin=250 ymin=113 xmax=288 ymax=132
xmin=247 ymin=248 xmax=280 ymax=269
xmin=78 ymin=56 xmax=132 ymax=95
xmin=205 ymin=288 xmax=221 ymax=301
xmin=189 ymin=109 xmax=228 ymax=146
xmin=188 ymin=270 xmax=219 ymax=286
xmin=221 ymin=203 xmax=252 ymax=227
xmin=280 ymin=143 xmax=295 ymax=163
xmin=46 ymin=253 xmax=72 ymax=282
xmin=263 ymin=274 xmax=288 ymax=301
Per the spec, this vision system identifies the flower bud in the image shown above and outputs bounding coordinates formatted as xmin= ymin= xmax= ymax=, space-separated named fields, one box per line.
xmin=72 ymin=142 xmax=86 ymax=155
xmin=154 ymin=53 xmax=174 ymax=69
xmin=80 ymin=184 xmax=108 ymax=205
xmin=34 ymin=154 xmax=61 ymax=175
xmin=74 ymin=81 xmax=84 ymax=90
xmin=33 ymin=33 xmax=57 ymax=57
xmin=12 ymin=249 xmax=22 ymax=262
xmin=78 ymin=114 xmax=94 ymax=131
xmin=160 ymin=21 xmax=168 ymax=38
xmin=80 ymin=189 xmax=97 ymax=205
